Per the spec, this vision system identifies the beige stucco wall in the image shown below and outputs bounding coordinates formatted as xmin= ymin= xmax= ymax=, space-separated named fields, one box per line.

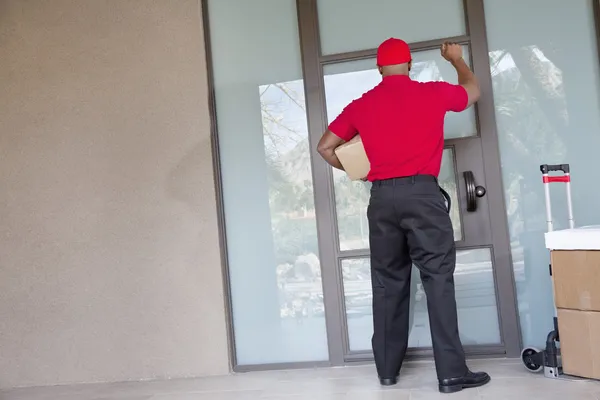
xmin=0 ymin=0 xmax=229 ymax=388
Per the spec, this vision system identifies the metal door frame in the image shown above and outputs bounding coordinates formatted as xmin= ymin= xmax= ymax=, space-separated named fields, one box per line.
xmin=201 ymin=0 xmax=600 ymax=372
xmin=296 ymin=0 xmax=521 ymax=366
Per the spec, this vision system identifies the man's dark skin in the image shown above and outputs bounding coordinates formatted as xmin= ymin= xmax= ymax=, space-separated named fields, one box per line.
xmin=318 ymin=42 xmax=480 ymax=166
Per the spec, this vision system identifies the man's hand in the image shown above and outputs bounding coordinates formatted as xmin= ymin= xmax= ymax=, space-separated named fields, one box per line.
xmin=441 ymin=42 xmax=480 ymax=108
xmin=441 ymin=42 xmax=463 ymax=63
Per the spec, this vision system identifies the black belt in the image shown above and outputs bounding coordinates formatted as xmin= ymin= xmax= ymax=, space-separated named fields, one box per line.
xmin=371 ymin=175 xmax=451 ymax=212
xmin=371 ymin=175 xmax=437 ymax=187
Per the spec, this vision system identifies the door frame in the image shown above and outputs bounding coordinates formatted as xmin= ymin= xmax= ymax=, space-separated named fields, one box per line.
xmin=296 ymin=0 xmax=522 ymax=365
xmin=199 ymin=0 xmax=543 ymax=372
xmin=200 ymin=0 xmax=600 ymax=372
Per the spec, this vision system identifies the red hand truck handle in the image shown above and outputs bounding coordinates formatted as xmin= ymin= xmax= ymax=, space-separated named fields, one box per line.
xmin=540 ymin=164 xmax=571 ymax=183
xmin=539 ymin=163 xmax=574 ymax=231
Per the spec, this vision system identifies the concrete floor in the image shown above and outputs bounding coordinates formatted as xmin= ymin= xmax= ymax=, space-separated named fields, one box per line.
xmin=2 ymin=359 xmax=599 ymax=400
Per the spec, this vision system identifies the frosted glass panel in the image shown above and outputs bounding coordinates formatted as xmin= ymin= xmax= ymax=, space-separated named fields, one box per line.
xmin=343 ymin=249 xmax=501 ymax=351
xmin=323 ymin=47 xmax=477 ymax=140
xmin=208 ymin=0 xmax=328 ymax=364
xmin=484 ymin=0 xmax=600 ymax=348
xmin=317 ymin=0 xmax=466 ymax=55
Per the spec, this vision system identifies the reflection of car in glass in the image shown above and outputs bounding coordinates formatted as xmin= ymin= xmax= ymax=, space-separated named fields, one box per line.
xmin=278 ymin=249 xmax=500 ymax=320
xmin=343 ymin=249 xmax=498 ymax=319
xmin=277 ymin=275 xmax=327 ymax=319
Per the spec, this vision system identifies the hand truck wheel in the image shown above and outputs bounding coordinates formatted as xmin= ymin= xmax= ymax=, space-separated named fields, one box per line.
xmin=521 ymin=347 xmax=544 ymax=373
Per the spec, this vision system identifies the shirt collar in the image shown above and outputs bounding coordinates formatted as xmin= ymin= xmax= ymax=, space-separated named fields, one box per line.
xmin=382 ymin=74 xmax=411 ymax=83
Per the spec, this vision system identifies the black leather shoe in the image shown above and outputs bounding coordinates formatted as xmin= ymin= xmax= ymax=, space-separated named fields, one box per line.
xmin=438 ymin=370 xmax=490 ymax=393
xmin=379 ymin=375 xmax=399 ymax=386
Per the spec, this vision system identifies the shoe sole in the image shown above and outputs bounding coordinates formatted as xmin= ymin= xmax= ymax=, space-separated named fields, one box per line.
xmin=438 ymin=375 xmax=491 ymax=394
xmin=379 ymin=376 xmax=399 ymax=386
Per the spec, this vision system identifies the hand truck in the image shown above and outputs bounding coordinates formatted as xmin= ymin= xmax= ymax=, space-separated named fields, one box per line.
xmin=520 ymin=164 xmax=574 ymax=379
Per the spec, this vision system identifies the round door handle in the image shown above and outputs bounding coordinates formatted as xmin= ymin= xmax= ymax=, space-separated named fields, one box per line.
xmin=475 ymin=186 xmax=487 ymax=198
xmin=463 ymin=171 xmax=486 ymax=212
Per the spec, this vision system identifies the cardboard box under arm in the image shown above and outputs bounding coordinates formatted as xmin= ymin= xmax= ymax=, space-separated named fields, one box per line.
xmin=334 ymin=135 xmax=370 ymax=181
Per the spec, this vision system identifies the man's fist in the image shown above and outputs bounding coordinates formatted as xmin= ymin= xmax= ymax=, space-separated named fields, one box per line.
xmin=441 ymin=42 xmax=463 ymax=63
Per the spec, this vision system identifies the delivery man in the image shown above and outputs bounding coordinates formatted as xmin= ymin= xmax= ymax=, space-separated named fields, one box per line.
xmin=317 ymin=39 xmax=490 ymax=394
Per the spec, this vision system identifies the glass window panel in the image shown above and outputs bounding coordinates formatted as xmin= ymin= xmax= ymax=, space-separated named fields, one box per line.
xmin=323 ymin=47 xmax=477 ymax=140
xmin=317 ymin=0 xmax=466 ymax=55
xmin=342 ymin=248 xmax=501 ymax=352
xmin=484 ymin=0 xmax=600 ymax=348
xmin=333 ymin=149 xmax=462 ymax=251
xmin=439 ymin=149 xmax=462 ymax=241
xmin=208 ymin=0 xmax=328 ymax=364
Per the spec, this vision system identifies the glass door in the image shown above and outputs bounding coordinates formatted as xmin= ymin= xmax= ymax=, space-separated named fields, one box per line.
xmin=297 ymin=0 xmax=521 ymax=364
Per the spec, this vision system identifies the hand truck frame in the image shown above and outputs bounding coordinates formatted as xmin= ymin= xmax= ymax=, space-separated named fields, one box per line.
xmin=520 ymin=163 xmax=574 ymax=379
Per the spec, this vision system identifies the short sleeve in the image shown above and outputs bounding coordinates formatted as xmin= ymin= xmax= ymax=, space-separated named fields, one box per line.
xmin=328 ymin=100 xmax=359 ymax=141
xmin=433 ymin=82 xmax=469 ymax=113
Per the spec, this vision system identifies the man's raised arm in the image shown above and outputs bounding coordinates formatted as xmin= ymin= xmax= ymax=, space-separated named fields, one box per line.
xmin=441 ymin=42 xmax=481 ymax=108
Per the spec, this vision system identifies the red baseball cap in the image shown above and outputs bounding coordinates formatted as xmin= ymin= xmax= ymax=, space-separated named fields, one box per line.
xmin=377 ymin=38 xmax=412 ymax=66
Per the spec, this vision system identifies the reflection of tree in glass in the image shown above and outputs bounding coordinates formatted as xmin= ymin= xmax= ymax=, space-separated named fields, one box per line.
xmin=261 ymin=84 xmax=304 ymax=159
xmin=488 ymin=46 xmax=574 ymax=347
xmin=259 ymin=82 xmax=323 ymax=319
xmin=489 ymin=47 xmax=566 ymax=245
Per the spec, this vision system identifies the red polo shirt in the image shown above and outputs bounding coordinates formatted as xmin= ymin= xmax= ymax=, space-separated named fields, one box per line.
xmin=328 ymin=75 xmax=468 ymax=181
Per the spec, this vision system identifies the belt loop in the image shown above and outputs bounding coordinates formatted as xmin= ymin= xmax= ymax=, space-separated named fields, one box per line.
xmin=411 ymin=176 xmax=415 ymax=184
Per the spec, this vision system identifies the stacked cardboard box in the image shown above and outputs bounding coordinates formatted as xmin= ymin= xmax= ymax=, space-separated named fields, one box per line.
xmin=546 ymin=228 xmax=600 ymax=380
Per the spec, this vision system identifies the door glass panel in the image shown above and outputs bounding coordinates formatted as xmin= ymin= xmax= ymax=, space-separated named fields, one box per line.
xmin=440 ymin=149 xmax=462 ymax=241
xmin=342 ymin=248 xmax=501 ymax=352
xmin=334 ymin=149 xmax=462 ymax=251
xmin=317 ymin=0 xmax=466 ymax=55
xmin=333 ymin=175 xmax=370 ymax=251
xmin=484 ymin=0 xmax=600 ymax=348
xmin=325 ymin=48 xmax=473 ymax=252
xmin=208 ymin=0 xmax=328 ymax=365
xmin=323 ymin=47 xmax=476 ymax=140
